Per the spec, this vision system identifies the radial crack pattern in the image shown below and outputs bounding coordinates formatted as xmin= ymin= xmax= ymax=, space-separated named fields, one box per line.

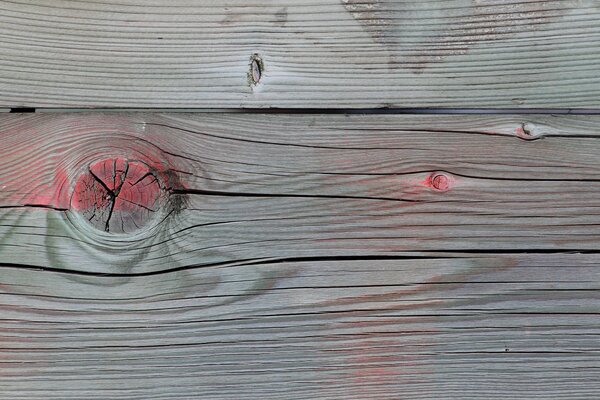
xmin=71 ymin=158 xmax=164 ymax=234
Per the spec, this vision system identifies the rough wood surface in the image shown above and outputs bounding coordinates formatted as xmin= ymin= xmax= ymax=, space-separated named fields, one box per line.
xmin=1 ymin=0 xmax=600 ymax=109
xmin=0 ymin=113 xmax=599 ymax=398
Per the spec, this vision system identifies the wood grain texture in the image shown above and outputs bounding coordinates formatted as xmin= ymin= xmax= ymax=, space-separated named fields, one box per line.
xmin=0 ymin=254 xmax=598 ymax=399
xmin=0 ymin=113 xmax=599 ymax=398
xmin=1 ymin=0 xmax=600 ymax=109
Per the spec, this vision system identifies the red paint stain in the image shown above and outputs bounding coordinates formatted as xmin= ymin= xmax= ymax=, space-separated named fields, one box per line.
xmin=18 ymin=162 xmax=71 ymax=209
xmin=314 ymin=282 xmax=446 ymax=397
xmin=515 ymin=126 xmax=525 ymax=136
xmin=318 ymin=322 xmax=434 ymax=398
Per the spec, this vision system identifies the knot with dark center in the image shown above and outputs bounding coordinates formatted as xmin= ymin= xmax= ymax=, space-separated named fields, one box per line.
xmin=71 ymin=158 xmax=166 ymax=234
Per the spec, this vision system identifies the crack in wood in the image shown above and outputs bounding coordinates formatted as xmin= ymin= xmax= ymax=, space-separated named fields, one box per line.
xmin=72 ymin=158 xmax=165 ymax=234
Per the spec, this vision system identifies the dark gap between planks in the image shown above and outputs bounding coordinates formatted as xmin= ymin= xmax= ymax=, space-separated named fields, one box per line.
xmin=5 ymin=108 xmax=600 ymax=114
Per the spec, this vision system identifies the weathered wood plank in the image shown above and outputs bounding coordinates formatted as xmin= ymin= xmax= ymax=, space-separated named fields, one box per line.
xmin=3 ymin=113 xmax=600 ymax=272
xmin=1 ymin=1 xmax=599 ymax=108
xmin=0 ymin=255 xmax=598 ymax=399
xmin=0 ymin=113 xmax=599 ymax=398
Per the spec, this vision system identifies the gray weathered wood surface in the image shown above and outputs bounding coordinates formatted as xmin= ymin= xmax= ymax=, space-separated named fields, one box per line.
xmin=0 ymin=113 xmax=599 ymax=398
xmin=1 ymin=0 xmax=600 ymax=109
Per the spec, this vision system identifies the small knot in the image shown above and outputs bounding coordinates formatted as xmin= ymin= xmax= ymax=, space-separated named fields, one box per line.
xmin=516 ymin=122 xmax=543 ymax=141
xmin=249 ymin=54 xmax=263 ymax=86
xmin=431 ymin=174 xmax=449 ymax=191
xmin=422 ymin=172 xmax=453 ymax=192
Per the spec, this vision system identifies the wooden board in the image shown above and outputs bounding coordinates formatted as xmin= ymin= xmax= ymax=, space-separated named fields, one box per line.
xmin=0 ymin=112 xmax=599 ymax=398
xmin=1 ymin=0 xmax=600 ymax=109
xmin=0 ymin=254 xmax=598 ymax=399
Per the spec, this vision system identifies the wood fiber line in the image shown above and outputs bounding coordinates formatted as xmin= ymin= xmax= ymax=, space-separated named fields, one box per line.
xmin=0 ymin=0 xmax=599 ymax=108
xmin=0 ymin=113 xmax=599 ymax=398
